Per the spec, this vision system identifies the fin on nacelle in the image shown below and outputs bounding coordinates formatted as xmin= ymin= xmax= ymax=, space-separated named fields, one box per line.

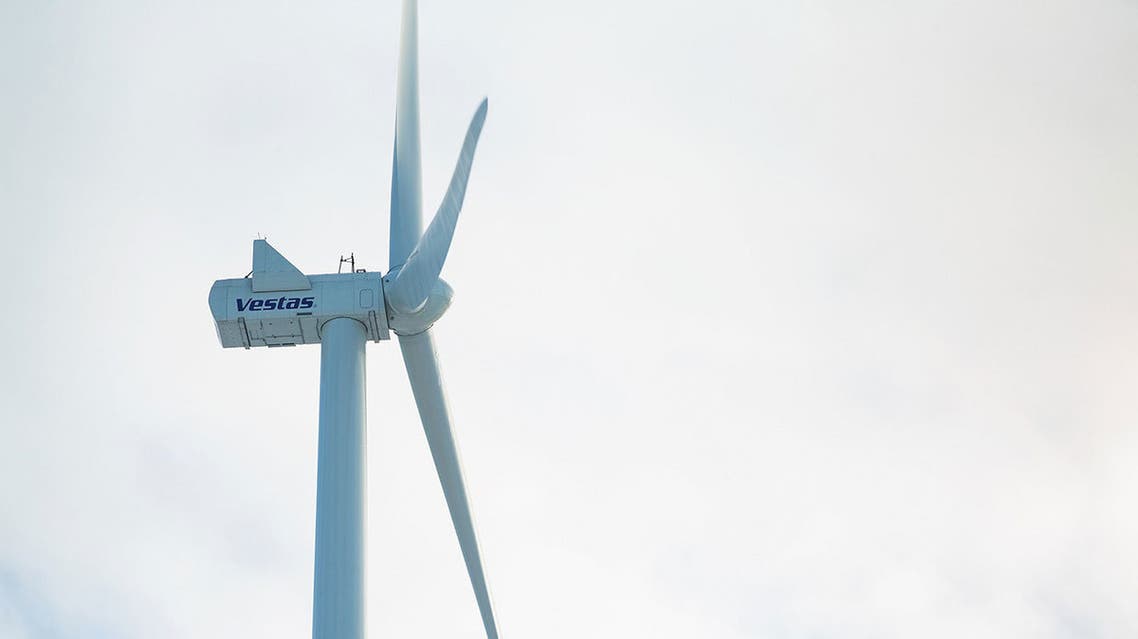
xmin=252 ymin=239 xmax=311 ymax=292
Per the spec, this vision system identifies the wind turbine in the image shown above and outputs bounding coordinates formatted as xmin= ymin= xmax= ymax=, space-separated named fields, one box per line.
xmin=207 ymin=1 xmax=499 ymax=637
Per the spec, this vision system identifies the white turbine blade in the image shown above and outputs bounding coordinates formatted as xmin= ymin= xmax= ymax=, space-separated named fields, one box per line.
xmin=399 ymin=329 xmax=499 ymax=639
xmin=390 ymin=0 xmax=423 ymax=269
xmin=387 ymin=98 xmax=488 ymax=313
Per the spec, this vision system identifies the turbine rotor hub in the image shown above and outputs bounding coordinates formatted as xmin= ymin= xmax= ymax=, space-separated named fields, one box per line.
xmin=384 ymin=276 xmax=453 ymax=335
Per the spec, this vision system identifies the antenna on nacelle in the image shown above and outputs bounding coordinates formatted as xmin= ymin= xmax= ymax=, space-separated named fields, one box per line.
xmin=338 ymin=253 xmax=355 ymax=274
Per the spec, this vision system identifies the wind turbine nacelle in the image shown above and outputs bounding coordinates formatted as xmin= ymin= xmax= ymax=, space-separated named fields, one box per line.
xmin=208 ymin=273 xmax=391 ymax=349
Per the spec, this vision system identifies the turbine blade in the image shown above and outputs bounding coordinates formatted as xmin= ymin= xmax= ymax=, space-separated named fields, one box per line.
xmin=399 ymin=329 xmax=499 ymax=639
xmin=387 ymin=98 xmax=488 ymax=313
xmin=390 ymin=0 xmax=423 ymax=269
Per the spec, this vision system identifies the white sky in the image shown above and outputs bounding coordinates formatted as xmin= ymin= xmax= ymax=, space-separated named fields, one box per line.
xmin=2 ymin=0 xmax=1137 ymax=637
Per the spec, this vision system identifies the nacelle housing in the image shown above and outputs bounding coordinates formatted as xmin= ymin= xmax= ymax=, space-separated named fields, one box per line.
xmin=209 ymin=272 xmax=390 ymax=348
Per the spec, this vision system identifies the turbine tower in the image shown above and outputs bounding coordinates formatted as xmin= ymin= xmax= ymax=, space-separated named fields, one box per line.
xmin=207 ymin=1 xmax=499 ymax=637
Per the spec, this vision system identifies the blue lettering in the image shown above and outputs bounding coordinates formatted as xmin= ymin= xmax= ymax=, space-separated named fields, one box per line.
xmin=236 ymin=296 xmax=317 ymax=312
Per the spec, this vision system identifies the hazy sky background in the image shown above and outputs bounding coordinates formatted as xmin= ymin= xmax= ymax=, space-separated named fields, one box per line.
xmin=2 ymin=0 xmax=1137 ymax=637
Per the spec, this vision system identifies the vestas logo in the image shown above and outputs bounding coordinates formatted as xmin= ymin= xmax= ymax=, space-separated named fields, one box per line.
xmin=236 ymin=296 xmax=315 ymax=312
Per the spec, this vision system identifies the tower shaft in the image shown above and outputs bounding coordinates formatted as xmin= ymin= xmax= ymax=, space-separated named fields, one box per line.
xmin=313 ymin=318 xmax=368 ymax=639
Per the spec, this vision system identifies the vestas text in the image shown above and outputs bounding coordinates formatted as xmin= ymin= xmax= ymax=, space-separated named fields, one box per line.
xmin=236 ymin=296 xmax=315 ymax=312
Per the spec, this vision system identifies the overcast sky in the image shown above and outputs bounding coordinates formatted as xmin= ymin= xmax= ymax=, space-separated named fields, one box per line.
xmin=2 ymin=0 xmax=1137 ymax=637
